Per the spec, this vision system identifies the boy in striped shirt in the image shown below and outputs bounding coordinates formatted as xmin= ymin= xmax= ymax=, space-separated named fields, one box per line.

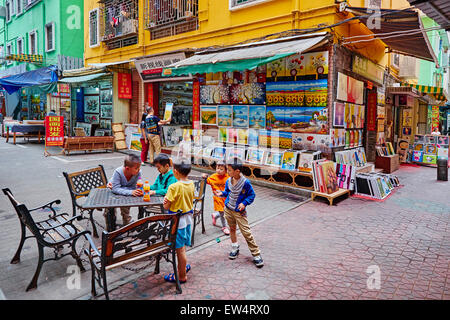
xmin=214 ymin=157 xmax=264 ymax=268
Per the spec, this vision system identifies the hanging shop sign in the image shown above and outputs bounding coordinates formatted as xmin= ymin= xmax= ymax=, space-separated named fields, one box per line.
xmin=352 ymin=55 xmax=384 ymax=85
xmin=135 ymin=53 xmax=186 ymax=81
xmin=118 ymin=73 xmax=132 ymax=99
xmin=367 ymin=92 xmax=377 ymax=131
xmin=51 ymin=83 xmax=71 ymax=98
xmin=192 ymin=79 xmax=200 ymax=129
xmin=431 ymin=105 xmax=440 ymax=132
xmin=45 ymin=116 xmax=64 ymax=146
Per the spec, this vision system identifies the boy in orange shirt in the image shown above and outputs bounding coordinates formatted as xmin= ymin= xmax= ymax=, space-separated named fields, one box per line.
xmin=202 ymin=161 xmax=230 ymax=235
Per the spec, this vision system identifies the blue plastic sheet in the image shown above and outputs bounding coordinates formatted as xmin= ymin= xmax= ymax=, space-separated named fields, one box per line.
xmin=0 ymin=65 xmax=58 ymax=94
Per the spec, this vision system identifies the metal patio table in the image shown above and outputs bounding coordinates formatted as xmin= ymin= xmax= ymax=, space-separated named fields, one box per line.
xmin=80 ymin=188 xmax=165 ymax=232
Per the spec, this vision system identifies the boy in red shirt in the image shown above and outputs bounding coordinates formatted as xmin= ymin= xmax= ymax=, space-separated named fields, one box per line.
xmin=203 ymin=161 xmax=230 ymax=235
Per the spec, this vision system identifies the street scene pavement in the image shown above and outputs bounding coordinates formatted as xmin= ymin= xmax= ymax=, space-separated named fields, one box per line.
xmin=0 ymin=138 xmax=449 ymax=300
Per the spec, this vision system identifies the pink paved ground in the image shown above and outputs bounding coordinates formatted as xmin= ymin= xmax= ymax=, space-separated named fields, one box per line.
xmin=107 ymin=165 xmax=450 ymax=300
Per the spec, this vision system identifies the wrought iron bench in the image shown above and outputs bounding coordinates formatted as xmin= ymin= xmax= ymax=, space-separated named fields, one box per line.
xmin=2 ymin=188 xmax=90 ymax=291
xmin=84 ymin=211 xmax=182 ymax=300
xmin=63 ymin=165 xmax=108 ymax=238
xmin=190 ymin=175 xmax=207 ymax=246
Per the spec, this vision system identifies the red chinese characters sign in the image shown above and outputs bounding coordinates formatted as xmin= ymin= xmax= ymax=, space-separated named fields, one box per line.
xmin=45 ymin=116 xmax=64 ymax=146
xmin=431 ymin=105 xmax=440 ymax=132
xmin=192 ymin=80 xmax=200 ymax=129
xmin=118 ymin=73 xmax=132 ymax=99
xmin=367 ymin=92 xmax=377 ymax=131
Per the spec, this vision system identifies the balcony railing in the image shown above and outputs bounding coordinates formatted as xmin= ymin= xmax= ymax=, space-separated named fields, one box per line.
xmin=144 ymin=0 xmax=198 ymax=40
xmin=99 ymin=0 xmax=139 ymax=49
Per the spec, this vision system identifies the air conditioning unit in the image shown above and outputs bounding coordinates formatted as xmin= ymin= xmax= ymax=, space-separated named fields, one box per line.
xmin=122 ymin=19 xmax=138 ymax=35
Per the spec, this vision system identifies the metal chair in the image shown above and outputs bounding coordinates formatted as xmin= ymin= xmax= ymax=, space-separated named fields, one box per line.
xmin=189 ymin=175 xmax=207 ymax=246
xmin=2 ymin=188 xmax=90 ymax=291
xmin=63 ymin=165 xmax=108 ymax=237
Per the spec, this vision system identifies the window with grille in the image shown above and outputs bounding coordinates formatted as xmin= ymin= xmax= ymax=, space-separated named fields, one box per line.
xmin=6 ymin=2 xmax=11 ymax=22
xmin=45 ymin=22 xmax=55 ymax=52
xmin=6 ymin=43 xmax=12 ymax=65
xmin=17 ymin=0 xmax=22 ymax=14
xmin=17 ymin=38 xmax=24 ymax=54
xmin=29 ymin=31 xmax=38 ymax=55
xmin=144 ymin=0 xmax=198 ymax=39
xmin=229 ymin=0 xmax=274 ymax=10
xmin=89 ymin=8 xmax=99 ymax=47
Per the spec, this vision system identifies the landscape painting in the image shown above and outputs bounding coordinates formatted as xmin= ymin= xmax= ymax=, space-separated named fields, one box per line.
xmin=217 ymin=105 xmax=233 ymax=126
xmin=233 ymin=105 xmax=249 ymax=128
xmin=201 ymin=105 xmax=217 ymax=125
xmin=266 ymin=106 xmax=328 ymax=134
xmin=249 ymin=105 xmax=266 ymax=129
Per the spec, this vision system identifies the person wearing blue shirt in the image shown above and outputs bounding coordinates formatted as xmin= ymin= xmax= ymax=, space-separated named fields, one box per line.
xmin=145 ymin=106 xmax=171 ymax=164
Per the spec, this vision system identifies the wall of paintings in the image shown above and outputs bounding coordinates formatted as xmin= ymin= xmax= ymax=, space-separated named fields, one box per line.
xmin=412 ymin=134 xmax=449 ymax=165
xmin=332 ymin=73 xmax=366 ymax=158
xmin=74 ymin=79 xmax=113 ymax=136
xmin=195 ymin=50 xmax=331 ymax=170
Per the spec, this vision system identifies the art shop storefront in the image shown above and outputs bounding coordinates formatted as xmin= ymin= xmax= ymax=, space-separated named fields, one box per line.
xmin=132 ymin=52 xmax=195 ymax=150
xmin=59 ymin=71 xmax=114 ymax=137
xmin=160 ymin=32 xmax=345 ymax=191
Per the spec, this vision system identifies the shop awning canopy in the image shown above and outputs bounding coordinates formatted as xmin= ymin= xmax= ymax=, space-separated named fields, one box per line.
xmin=346 ymin=7 xmax=438 ymax=64
xmin=402 ymin=83 xmax=448 ymax=101
xmin=59 ymin=72 xmax=110 ymax=83
xmin=164 ymin=33 xmax=330 ymax=76
xmin=407 ymin=0 xmax=450 ymax=30
xmin=0 ymin=65 xmax=58 ymax=95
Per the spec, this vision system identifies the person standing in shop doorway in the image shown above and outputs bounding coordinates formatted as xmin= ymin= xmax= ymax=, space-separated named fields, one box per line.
xmin=431 ymin=127 xmax=441 ymax=136
xmin=145 ymin=105 xmax=171 ymax=165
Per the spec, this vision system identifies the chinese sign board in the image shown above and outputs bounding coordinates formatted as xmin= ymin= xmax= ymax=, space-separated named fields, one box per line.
xmin=192 ymin=80 xmax=200 ymax=129
xmin=367 ymin=92 xmax=377 ymax=131
xmin=118 ymin=73 xmax=132 ymax=99
xmin=135 ymin=53 xmax=186 ymax=81
xmin=45 ymin=116 xmax=64 ymax=146
xmin=352 ymin=55 xmax=384 ymax=85
xmin=52 ymin=83 xmax=71 ymax=98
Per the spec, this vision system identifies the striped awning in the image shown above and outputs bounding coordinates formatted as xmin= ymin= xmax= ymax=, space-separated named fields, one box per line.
xmin=401 ymin=83 xmax=447 ymax=102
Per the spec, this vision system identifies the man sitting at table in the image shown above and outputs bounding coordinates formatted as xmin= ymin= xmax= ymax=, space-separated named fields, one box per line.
xmin=105 ymin=154 xmax=143 ymax=226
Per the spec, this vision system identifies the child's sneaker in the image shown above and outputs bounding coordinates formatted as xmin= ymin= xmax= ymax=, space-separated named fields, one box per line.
xmin=221 ymin=227 xmax=230 ymax=235
xmin=253 ymin=255 xmax=264 ymax=268
xmin=229 ymin=244 xmax=239 ymax=260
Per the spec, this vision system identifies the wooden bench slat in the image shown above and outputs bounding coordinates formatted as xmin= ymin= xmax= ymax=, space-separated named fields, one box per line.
xmin=105 ymin=245 xmax=170 ymax=271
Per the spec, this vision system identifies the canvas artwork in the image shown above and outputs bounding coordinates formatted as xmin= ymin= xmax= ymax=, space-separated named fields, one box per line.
xmin=130 ymin=132 xmax=142 ymax=151
xmin=237 ymin=129 xmax=248 ymax=145
xmin=248 ymin=129 xmax=259 ymax=146
xmin=414 ymin=143 xmax=424 ymax=151
xmin=84 ymin=96 xmax=100 ymax=113
xmin=266 ymin=106 xmax=328 ymax=134
xmin=201 ymin=105 xmax=217 ymax=125
xmin=337 ymin=73 xmax=363 ymax=104
xmin=212 ymin=147 xmax=227 ymax=159
xmin=218 ymin=127 xmax=227 ymax=143
xmin=265 ymin=150 xmax=283 ymax=167
xmin=425 ymin=144 xmax=437 ymax=154
xmin=333 ymin=102 xmax=345 ymax=127
xmin=226 ymin=147 xmax=246 ymax=161
xmin=100 ymin=104 xmax=113 ymax=119
xmin=227 ymin=128 xmax=238 ymax=143
xmin=100 ymin=89 xmax=113 ymax=103
xmin=100 ymin=119 xmax=112 ymax=130
xmin=249 ymin=105 xmax=266 ymax=129
xmin=233 ymin=105 xmax=249 ymax=128
xmin=258 ymin=129 xmax=270 ymax=148
xmin=437 ymin=146 xmax=449 ymax=159
xmin=164 ymin=103 xmax=174 ymax=121
xmin=217 ymin=105 xmax=233 ymax=126
xmin=84 ymin=113 xmax=99 ymax=124
xmin=200 ymin=85 xmax=230 ymax=104
xmin=413 ymin=151 xmax=423 ymax=162
xmin=266 ymin=80 xmax=327 ymax=107
xmin=437 ymin=136 xmax=449 ymax=145
xmin=422 ymin=154 xmax=437 ymax=164
xmin=266 ymin=57 xmax=286 ymax=79
xmin=246 ymin=147 xmax=265 ymax=164
xmin=162 ymin=126 xmax=182 ymax=147
xmin=403 ymin=127 xmax=412 ymax=136
xmin=321 ymin=161 xmax=339 ymax=194
xmin=330 ymin=128 xmax=346 ymax=147
xmin=271 ymin=131 xmax=292 ymax=149
xmin=426 ymin=136 xmax=437 ymax=144
xmin=402 ymin=117 xmax=412 ymax=127
xmin=281 ymin=151 xmax=298 ymax=170
xmin=76 ymin=122 xmax=92 ymax=136
xmin=230 ymin=83 xmax=265 ymax=104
